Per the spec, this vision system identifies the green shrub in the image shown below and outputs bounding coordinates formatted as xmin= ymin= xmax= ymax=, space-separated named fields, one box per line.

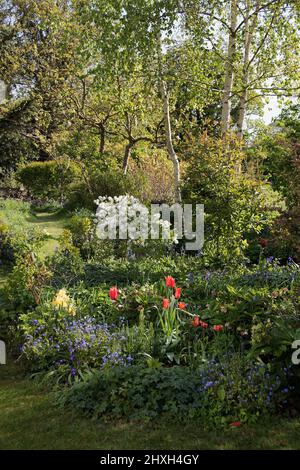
xmin=5 ymin=253 xmax=52 ymax=312
xmin=182 ymin=135 xmax=284 ymax=266
xmin=47 ymin=243 xmax=85 ymax=288
xmin=17 ymin=159 xmax=80 ymax=201
xmin=66 ymin=167 xmax=145 ymax=210
xmin=61 ymin=357 xmax=290 ymax=425
xmin=65 ymin=209 xmax=114 ymax=260
xmin=61 ymin=364 xmax=201 ymax=420
xmin=67 ymin=211 xmax=95 ymax=259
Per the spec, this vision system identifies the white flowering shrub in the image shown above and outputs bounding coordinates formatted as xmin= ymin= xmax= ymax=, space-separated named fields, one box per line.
xmin=94 ymin=195 xmax=178 ymax=258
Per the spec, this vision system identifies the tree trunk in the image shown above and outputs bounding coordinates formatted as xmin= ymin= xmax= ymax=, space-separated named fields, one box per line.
xmin=0 ymin=80 xmax=8 ymax=103
xmin=99 ymin=123 xmax=105 ymax=155
xmin=221 ymin=0 xmax=238 ymax=135
xmin=123 ymin=141 xmax=133 ymax=175
xmin=237 ymin=0 xmax=260 ymax=138
xmin=157 ymin=30 xmax=181 ymax=203
xmin=160 ymin=80 xmax=181 ymax=203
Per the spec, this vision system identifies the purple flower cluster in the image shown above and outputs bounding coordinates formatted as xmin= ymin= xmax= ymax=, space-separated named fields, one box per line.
xmin=239 ymin=262 xmax=299 ymax=289
xmin=197 ymin=357 xmax=293 ymax=413
xmin=21 ymin=315 xmax=132 ymax=377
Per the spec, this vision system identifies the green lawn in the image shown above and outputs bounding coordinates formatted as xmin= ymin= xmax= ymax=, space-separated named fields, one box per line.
xmin=0 ymin=198 xmax=69 ymax=268
xmin=25 ymin=209 xmax=68 ymax=257
xmin=0 ymin=360 xmax=300 ymax=450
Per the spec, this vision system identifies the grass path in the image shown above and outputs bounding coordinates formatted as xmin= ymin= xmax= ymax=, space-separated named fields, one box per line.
xmin=1 ymin=361 xmax=300 ymax=450
xmin=0 ymin=207 xmax=68 ymax=287
xmin=25 ymin=209 xmax=68 ymax=257
xmin=0 ymin=199 xmax=70 ymax=283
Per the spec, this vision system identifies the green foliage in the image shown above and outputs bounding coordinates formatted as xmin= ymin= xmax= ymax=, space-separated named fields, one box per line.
xmin=195 ymin=355 xmax=291 ymax=426
xmin=121 ymin=310 xmax=156 ymax=361
xmin=252 ymin=105 xmax=300 ymax=261
xmin=65 ymin=209 xmax=117 ymax=260
xmin=5 ymin=253 xmax=52 ymax=313
xmin=61 ymin=364 xmax=202 ymax=421
xmin=47 ymin=240 xmax=85 ymax=288
xmin=182 ymin=135 xmax=283 ymax=265
xmin=17 ymin=160 xmax=80 ymax=202
xmin=66 ymin=210 xmax=95 ymax=259
xmin=66 ymin=163 xmax=146 ymax=210
xmin=61 ymin=357 xmax=289 ymax=425
xmin=64 ymin=282 xmax=161 ymax=326
xmin=0 ymin=1 xmax=81 ymax=171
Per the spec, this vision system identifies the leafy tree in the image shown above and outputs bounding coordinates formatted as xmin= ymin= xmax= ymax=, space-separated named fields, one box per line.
xmin=74 ymin=0 xmax=184 ymax=201
xmin=182 ymin=134 xmax=283 ymax=264
xmin=252 ymin=104 xmax=300 ymax=259
xmin=183 ymin=0 xmax=300 ymax=137
xmin=0 ymin=0 xmax=80 ymax=169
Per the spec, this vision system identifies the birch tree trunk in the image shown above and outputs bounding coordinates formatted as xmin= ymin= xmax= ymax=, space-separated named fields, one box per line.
xmin=221 ymin=0 xmax=238 ymax=135
xmin=157 ymin=30 xmax=181 ymax=203
xmin=0 ymin=80 xmax=8 ymax=103
xmin=123 ymin=141 xmax=133 ymax=175
xmin=237 ymin=0 xmax=260 ymax=138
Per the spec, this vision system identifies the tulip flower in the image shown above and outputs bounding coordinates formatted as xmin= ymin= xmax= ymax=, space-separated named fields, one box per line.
xmin=109 ymin=286 xmax=119 ymax=301
xmin=192 ymin=315 xmax=200 ymax=327
xmin=162 ymin=298 xmax=170 ymax=309
xmin=200 ymin=320 xmax=208 ymax=329
xmin=174 ymin=287 xmax=181 ymax=299
xmin=178 ymin=302 xmax=186 ymax=310
xmin=213 ymin=324 xmax=223 ymax=332
xmin=230 ymin=421 xmax=242 ymax=427
xmin=165 ymin=276 xmax=176 ymax=288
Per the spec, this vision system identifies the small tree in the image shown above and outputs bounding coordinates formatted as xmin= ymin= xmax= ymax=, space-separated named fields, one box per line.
xmin=182 ymin=134 xmax=283 ymax=264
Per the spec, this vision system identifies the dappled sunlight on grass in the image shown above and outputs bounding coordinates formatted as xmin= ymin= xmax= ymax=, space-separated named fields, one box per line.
xmin=0 ymin=199 xmax=70 ymax=261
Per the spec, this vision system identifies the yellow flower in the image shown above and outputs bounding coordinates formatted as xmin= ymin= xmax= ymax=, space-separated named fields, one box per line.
xmin=67 ymin=306 xmax=76 ymax=316
xmin=52 ymin=289 xmax=76 ymax=315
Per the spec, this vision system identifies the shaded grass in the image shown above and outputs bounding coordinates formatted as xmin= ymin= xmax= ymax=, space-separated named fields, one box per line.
xmin=1 ymin=361 xmax=300 ymax=450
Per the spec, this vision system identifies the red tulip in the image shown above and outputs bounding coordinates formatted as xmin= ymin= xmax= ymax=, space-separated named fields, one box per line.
xmin=259 ymin=238 xmax=268 ymax=248
xmin=200 ymin=320 xmax=208 ymax=329
xmin=192 ymin=315 xmax=200 ymax=327
xmin=162 ymin=298 xmax=170 ymax=309
xmin=109 ymin=286 xmax=118 ymax=301
xmin=178 ymin=302 xmax=186 ymax=310
xmin=175 ymin=287 xmax=181 ymax=299
xmin=165 ymin=276 xmax=176 ymax=288
xmin=230 ymin=421 xmax=242 ymax=427
xmin=213 ymin=324 xmax=223 ymax=332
